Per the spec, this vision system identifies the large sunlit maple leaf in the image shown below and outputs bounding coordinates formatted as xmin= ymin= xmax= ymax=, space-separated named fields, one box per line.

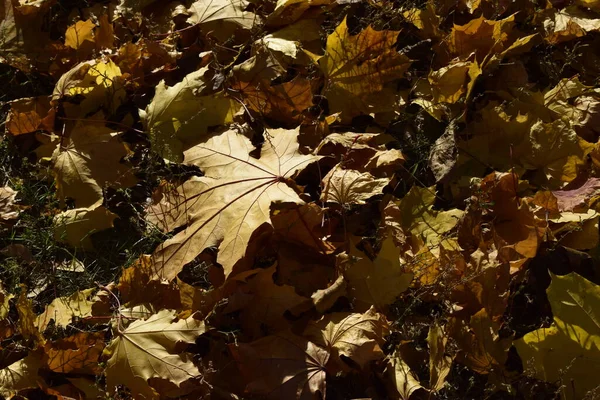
xmin=515 ymin=272 xmax=600 ymax=400
xmin=146 ymin=127 xmax=320 ymax=281
xmin=104 ymin=309 xmax=207 ymax=399
xmin=318 ymin=17 xmax=411 ymax=122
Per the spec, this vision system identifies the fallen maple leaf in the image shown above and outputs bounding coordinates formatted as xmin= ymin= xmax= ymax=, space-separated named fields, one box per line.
xmin=140 ymin=67 xmax=241 ymax=162
xmin=226 ymin=264 xmax=308 ymax=338
xmin=104 ymin=309 xmax=207 ymax=399
xmin=321 ymin=166 xmax=390 ymax=206
xmin=65 ymin=20 xmax=95 ymax=50
xmin=0 ymin=351 xmax=43 ymax=398
xmin=340 ymin=236 xmax=413 ymax=311
xmin=36 ymin=288 xmax=95 ymax=331
xmin=53 ymin=204 xmax=117 ymax=249
xmin=45 ymin=332 xmax=105 ymax=374
xmin=384 ymin=350 xmax=422 ymax=400
xmin=51 ymin=121 xmax=135 ymax=208
xmin=303 ymin=306 xmax=390 ymax=368
xmin=318 ymin=17 xmax=411 ymax=122
xmin=515 ymin=272 xmax=600 ymax=400
xmin=231 ymin=331 xmax=329 ymax=399
xmin=147 ymin=127 xmax=320 ymax=281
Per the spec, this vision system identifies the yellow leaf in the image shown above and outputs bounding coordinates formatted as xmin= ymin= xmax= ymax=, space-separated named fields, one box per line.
xmin=303 ymin=306 xmax=390 ymax=368
xmin=448 ymin=14 xmax=516 ymax=62
xmin=52 ymin=122 xmax=135 ymax=208
xmin=105 ymin=309 xmax=207 ymax=399
xmin=140 ymin=67 xmax=241 ymax=162
xmin=427 ymin=324 xmax=453 ymax=392
xmin=0 ymin=351 xmax=43 ymax=398
xmin=397 ymin=186 xmax=463 ymax=253
xmin=384 ymin=350 xmax=422 ymax=400
xmin=146 ymin=127 xmax=320 ymax=281
xmin=65 ymin=20 xmax=95 ymax=50
xmin=36 ymin=288 xmax=95 ymax=331
xmin=320 ymin=166 xmax=390 ymax=205
xmin=53 ymin=205 xmax=117 ymax=249
xmin=341 ymin=236 xmax=413 ymax=311
xmin=319 ymin=17 xmax=411 ymax=122
xmin=515 ymin=272 xmax=600 ymax=400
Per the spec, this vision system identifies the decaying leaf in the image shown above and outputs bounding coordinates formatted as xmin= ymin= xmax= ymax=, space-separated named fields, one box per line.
xmin=53 ymin=204 xmax=117 ymax=249
xmin=36 ymin=288 xmax=95 ymax=331
xmin=0 ymin=186 xmax=20 ymax=221
xmin=384 ymin=350 xmax=422 ymax=400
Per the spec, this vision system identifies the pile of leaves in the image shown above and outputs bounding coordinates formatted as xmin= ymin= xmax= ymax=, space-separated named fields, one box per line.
xmin=2 ymin=0 xmax=600 ymax=398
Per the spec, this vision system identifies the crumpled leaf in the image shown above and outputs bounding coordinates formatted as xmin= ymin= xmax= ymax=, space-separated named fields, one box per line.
xmin=539 ymin=6 xmax=600 ymax=44
xmin=341 ymin=236 xmax=413 ymax=311
xmin=303 ymin=306 xmax=389 ymax=368
xmin=266 ymin=0 xmax=332 ymax=27
xmin=105 ymin=309 xmax=206 ymax=399
xmin=384 ymin=350 xmax=422 ymax=400
xmin=140 ymin=67 xmax=241 ymax=162
xmin=428 ymin=324 xmax=452 ymax=392
xmin=147 ymin=127 xmax=319 ymax=281
xmin=319 ymin=17 xmax=411 ymax=122
xmin=515 ymin=272 xmax=600 ymax=400
xmin=231 ymin=331 xmax=329 ymax=400
xmin=320 ymin=166 xmax=390 ymax=205
xmin=53 ymin=60 xmax=126 ymax=118
xmin=0 ymin=186 xmax=20 ymax=221
xmin=552 ymin=178 xmax=600 ymax=212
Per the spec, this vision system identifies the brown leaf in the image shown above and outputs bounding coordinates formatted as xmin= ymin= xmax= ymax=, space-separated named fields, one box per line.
xmin=552 ymin=177 xmax=600 ymax=212
xmin=226 ymin=265 xmax=308 ymax=338
xmin=231 ymin=331 xmax=329 ymax=400
xmin=45 ymin=332 xmax=104 ymax=374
